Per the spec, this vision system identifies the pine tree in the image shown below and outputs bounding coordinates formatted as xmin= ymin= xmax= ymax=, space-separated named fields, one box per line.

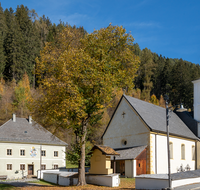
xmin=0 ymin=4 xmax=7 ymax=77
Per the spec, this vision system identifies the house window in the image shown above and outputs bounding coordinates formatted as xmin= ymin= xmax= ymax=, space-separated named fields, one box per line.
xmin=181 ymin=144 xmax=185 ymax=160
xmin=54 ymin=151 xmax=58 ymax=157
xmin=41 ymin=165 xmax=46 ymax=170
xmin=41 ymin=150 xmax=46 ymax=157
xmin=20 ymin=164 xmax=25 ymax=170
xmin=54 ymin=165 xmax=58 ymax=169
xmin=7 ymin=164 xmax=12 ymax=170
xmin=20 ymin=149 xmax=25 ymax=156
xmin=7 ymin=149 xmax=12 ymax=155
xmin=169 ymin=142 xmax=173 ymax=159
xmin=192 ymin=145 xmax=195 ymax=160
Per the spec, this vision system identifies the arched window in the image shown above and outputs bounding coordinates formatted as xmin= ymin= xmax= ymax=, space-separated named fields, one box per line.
xmin=169 ymin=142 xmax=173 ymax=159
xmin=181 ymin=144 xmax=185 ymax=160
xmin=192 ymin=145 xmax=195 ymax=160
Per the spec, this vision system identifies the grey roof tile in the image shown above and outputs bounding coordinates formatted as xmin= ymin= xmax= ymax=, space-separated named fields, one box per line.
xmin=0 ymin=118 xmax=67 ymax=146
xmin=111 ymin=145 xmax=147 ymax=160
xmin=124 ymin=95 xmax=198 ymax=140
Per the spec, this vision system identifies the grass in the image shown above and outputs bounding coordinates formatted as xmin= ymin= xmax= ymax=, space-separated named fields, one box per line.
xmin=28 ymin=179 xmax=58 ymax=186
xmin=66 ymin=160 xmax=78 ymax=168
xmin=0 ymin=184 xmax=20 ymax=190
xmin=21 ymin=177 xmax=136 ymax=189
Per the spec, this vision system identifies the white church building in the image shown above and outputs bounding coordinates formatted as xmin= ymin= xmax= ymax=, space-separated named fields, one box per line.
xmin=102 ymin=79 xmax=200 ymax=178
xmin=0 ymin=114 xmax=67 ymax=179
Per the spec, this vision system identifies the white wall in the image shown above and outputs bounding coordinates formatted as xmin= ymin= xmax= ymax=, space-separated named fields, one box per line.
xmin=125 ymin=160 xmax=134 ymax=177
xmin=103 ymin=98 xmax=149 ymax=149
xmin=136 ymin=176 xmax=200 ymax=189
xmin=0 ymin=142 xmax=66 ymax=179
xmin=153 ymin=134 xmax=195 ymax=174
xmin=193 ymin=79 xmax=200 ymax=122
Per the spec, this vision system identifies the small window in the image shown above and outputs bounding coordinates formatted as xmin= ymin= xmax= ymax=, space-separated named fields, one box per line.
xmin=41 ymin=150 xmax=46 ymax=157
xmin=41 ymin=165 xmax=46 ymax=170
xmin=54 ymin=165 xmax=58 ymax=169
xmin=169 ymin=142 xmax=173 ymax=159
xmin=20 ymin=164 xmax=25 ymax=170
xmin=192 ymin=145 xmax=195 ymax=160
xmin=7 ymin=149 xmax=12 ymax=155
xmin=54 ymin=151 xmax=58 ymax=157
xmin=20 ymin=149 xmax=25 ymax=156
xmin=7 ymin=164 xmax=12 ymax=170
xmin=121 ymin=139 xmax=127 ymax=146
xmin=181 ymin=144 xmax=185 ymax=160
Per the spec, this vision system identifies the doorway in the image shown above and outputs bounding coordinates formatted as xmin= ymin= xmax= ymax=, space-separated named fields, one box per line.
xmin=28 ymin=165 xmax=34 ymax=175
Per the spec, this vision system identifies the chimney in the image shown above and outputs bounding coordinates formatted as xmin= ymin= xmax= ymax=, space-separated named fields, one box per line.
xmin=13 ymin=113 xmax=16 ymax=122
xmin=29 ymin=115 xmax=32 ymax=124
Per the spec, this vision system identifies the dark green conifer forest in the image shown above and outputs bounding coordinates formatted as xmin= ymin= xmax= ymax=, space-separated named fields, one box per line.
xmin=0 ymin=4 xmax=199 ymax=141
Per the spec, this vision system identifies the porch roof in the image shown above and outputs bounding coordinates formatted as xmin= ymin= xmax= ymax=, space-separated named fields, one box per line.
xmin=111 ymin=145 xmax=147 ymax=160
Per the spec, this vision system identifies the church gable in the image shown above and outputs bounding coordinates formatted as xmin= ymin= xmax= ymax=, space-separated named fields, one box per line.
xmin=103 ymin=97 xmax=150 ymax=149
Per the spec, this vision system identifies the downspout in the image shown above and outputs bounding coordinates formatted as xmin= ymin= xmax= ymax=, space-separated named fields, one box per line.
xmin=195 ymin=140 xmax=197 ymax=170
xmin=155 ymin=134 xmax=157 ymax=174
xmin=40 ymin=144 xmax=42 ymax=179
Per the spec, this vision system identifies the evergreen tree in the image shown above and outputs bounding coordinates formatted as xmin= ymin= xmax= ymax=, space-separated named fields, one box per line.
xmin=0 ymin=3 xmax=7 ymax=77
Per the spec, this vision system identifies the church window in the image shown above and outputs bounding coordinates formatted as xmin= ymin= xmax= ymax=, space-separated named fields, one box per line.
xmin=181 ymin=144 xmax=185 ymax=160
xmin=192 ymin=145 xmax=195 ymax=160
xmin=169 ymin=142 xmax=173 ymax=159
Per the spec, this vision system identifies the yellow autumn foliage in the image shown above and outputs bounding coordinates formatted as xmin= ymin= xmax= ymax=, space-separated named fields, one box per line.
xmin=31 ymin=25 xmax=140 ymax=185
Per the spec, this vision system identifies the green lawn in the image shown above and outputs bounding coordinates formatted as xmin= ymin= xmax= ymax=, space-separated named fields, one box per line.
xmin=66 ymin=160 xmax=78 ymax=168
xmin=0 ymin=184 xmax=20 ymax=190
xmin=28 ymin=179 xmax=58 ymax=186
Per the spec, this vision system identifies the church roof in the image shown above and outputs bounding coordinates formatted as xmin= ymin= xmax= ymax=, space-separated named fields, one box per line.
xmin=91 ymin=145 xmax=120 ymax=155
xmin=123 ymin=95 xmax=198 ymax=140
xmin=111 ymin=145 xmax=147 ymax=160
xmin=0 ymin=117 xmax=67 ymax=146
xmin=102 ymin=95 xmax=198 ymax=140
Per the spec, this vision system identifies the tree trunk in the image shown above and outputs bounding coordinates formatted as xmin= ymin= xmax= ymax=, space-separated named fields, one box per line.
xmin=77 ymin=123 xmax=87 ymax=186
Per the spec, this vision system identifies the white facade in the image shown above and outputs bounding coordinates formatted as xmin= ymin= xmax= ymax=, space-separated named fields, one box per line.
xmin=192 ymin=79 xmax=200 ymax=122
xmin=0 ymin=142 xmax=66 ymax=179
xmin=151 ymin=134 xmax=195 ymax=174
xmin=103 ymin=98 xmax=149 ymax=149
xmin=103 ymin=96 xmax=197 ymax=176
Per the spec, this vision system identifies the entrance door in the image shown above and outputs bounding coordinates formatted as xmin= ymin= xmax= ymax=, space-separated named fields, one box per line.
xmin=119 ymin=160 xmax=125 ymax=176
xmin=28 ymin=165 xmax=33 ymax=175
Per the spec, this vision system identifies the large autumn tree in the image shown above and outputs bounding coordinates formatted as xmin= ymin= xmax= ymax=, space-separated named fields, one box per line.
xmin=31 ymin=25 xmax=139 ymax=185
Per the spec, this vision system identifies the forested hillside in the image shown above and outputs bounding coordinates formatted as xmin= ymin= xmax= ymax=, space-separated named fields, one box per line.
xmin=0 ymin=4 xmax=200 ymax=145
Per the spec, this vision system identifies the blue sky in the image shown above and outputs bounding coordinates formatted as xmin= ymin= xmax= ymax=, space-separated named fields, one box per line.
xmin=1 ymin=0 xmax=200 ymax=64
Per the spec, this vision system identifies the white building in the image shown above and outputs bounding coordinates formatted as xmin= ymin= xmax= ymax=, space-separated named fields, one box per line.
xmin=0 ymin=114 xmax=67 ymax=179
xmin=102 ymin=95 xmax=199 ymax=177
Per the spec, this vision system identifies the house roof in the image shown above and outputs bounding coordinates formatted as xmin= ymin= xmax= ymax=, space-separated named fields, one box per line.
xmin=174 ymin=109 xmax=198 ymax=137
xmin=111 ymin=145 xmax=147 ymax=160
xmin=102 ymin=95 xmax=199 ymax=140
xmin=0 ymin=117 xmax=68 ymax=146
xmin=91 ymin=145 xmax=120 ymax=155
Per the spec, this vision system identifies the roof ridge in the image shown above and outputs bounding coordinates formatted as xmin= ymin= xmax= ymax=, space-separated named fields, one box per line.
xmin=124 ymin=94 xmax=166 ymax=110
